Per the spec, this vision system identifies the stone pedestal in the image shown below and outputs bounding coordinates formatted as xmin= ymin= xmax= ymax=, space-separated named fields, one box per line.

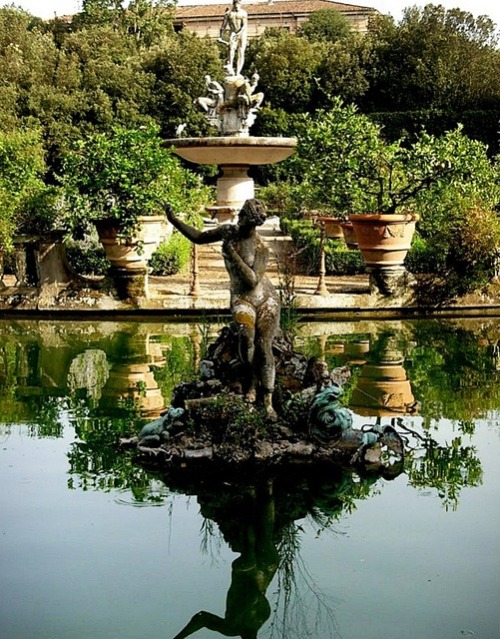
xmin=206 ymin=164 xmax=255 ymax=222
xmin=112 ymin=266 xmax=150 ymax=300
xmin=168 ymin=137 xmax=296 ymax=223
xmin=369 ymin=266 xmax=414 ymax=297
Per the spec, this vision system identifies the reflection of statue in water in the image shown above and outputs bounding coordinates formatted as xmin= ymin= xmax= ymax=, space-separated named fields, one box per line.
xmin=218 ymin=0 xmax=248 ymax=76
xmin=165 ymin=199 xmax=280 ymax=419
xmin=172 ymin=480 xmax=278 ymax=639
xmin=167 ymin=466 xmax=384 ymax=639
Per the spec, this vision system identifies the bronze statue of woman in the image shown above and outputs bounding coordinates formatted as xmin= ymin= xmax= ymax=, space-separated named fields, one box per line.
xmin=165 ymin=199 xmax=280 ymax=420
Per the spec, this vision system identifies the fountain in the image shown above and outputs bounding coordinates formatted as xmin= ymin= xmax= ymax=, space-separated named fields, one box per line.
xmin=166 ymin=0 xmax=296 ymax=222
xmin=135 ymin=3 xmax=411 ymax=470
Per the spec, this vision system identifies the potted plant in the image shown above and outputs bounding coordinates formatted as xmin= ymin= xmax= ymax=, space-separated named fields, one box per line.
xmin=345 ymin=128 xmax=474 ymax=268
xmin=60 ymin=124 xmax=210 ymax=272
xmin=289 ymin=99 xmax=381 ymax=249
xmin=293 ymin=100 xmax=491 ymax=269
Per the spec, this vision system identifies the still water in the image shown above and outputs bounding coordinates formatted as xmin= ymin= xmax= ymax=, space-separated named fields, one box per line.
xmin=0 ymin=318 xmax=499 ymax=639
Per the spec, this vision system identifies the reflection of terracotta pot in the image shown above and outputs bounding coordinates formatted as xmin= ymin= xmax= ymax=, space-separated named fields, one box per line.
xmin=349 ymin=361 xmax=415 ymax=417
xmin=348 ymin=213 xmax=418 ymax=267
xmin=326 ymin=343 xmax=345 ymax=355
xmin=344 ymin=340 xmax=370 ymax=357
xmin=340 ymin=221 xmax=358 ymax=249
xmin=95 ymin=216 xmax=166 ymax=270
xmin=101 ymin=363 xmax=166 ymax=419
xmin=342 ymin=340 xmax=370 ymax=365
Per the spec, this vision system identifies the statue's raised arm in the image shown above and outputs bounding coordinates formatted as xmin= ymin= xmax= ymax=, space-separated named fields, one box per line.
xmin=165 ymin=204 xmax=226 ymax=245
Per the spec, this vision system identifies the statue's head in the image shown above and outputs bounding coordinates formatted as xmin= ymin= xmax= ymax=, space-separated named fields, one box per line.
xmin=238 ymin=198 xmax=267 ymax=228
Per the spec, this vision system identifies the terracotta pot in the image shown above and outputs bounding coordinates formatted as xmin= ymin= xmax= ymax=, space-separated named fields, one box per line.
xmin=340 ymin=221 xmax=358 ymax=249
xmin=348 ymin=213 xmax=418 ymax=267
xmin=95 ymin=215 xmax=166 ymax=270
xmin=314 ymin=215 xmax=344 ymax=239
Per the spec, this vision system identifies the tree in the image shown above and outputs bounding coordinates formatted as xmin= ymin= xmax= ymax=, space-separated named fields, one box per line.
xmin=0 ymin=128 xmax=47 ymax=252
xmin=315 ymin=36 xmax=371 ymax=105
xmin=298 ymin=8 xmax=352 ymax=43
xmin=0 ymin=7 xmax=59 ymax=130
xmin=363 ymin=4 xmax=500 ymax=112
xmin=142 ymin=29 xmax=223 ymax=137
xmin=246 ymin=29 xmax=325 ymax=113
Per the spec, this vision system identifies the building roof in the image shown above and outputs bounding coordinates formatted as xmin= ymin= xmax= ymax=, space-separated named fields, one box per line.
xmin=176 ymin=0 xmax=378 ymax=20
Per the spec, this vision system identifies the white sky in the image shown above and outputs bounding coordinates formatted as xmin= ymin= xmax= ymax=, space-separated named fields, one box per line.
xmin=2 ymin=0 xmax=499 ymax=29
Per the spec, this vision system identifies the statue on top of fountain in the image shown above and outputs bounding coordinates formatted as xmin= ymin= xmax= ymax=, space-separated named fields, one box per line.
xmin=219 ymin=0 xmax=248 ymax=76
xmin=197 ymin=0 xmax=264 ymax=137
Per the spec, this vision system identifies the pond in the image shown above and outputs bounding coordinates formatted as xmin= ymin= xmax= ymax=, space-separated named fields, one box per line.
xmin=0 ymin=318 xmax=499 ymax=639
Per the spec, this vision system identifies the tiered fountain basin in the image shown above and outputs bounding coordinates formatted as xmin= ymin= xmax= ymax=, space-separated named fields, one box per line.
xmin=167 ymin=136 xmax=296 ymax=221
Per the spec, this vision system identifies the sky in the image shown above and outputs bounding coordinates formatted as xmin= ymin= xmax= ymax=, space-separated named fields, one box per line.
xmin=2 ymin=0 xmax=499 ymax=29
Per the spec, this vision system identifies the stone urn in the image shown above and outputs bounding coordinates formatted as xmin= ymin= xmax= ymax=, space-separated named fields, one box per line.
xmin=309 ymin=214 xmax=344 ymax=239
xmin=94 ymin=215 xmax=167 ymax=270
xmin=340 ymin=221 xmax=358 ymax=249
xmin=94 ymin=215 xmax=167 ymax=299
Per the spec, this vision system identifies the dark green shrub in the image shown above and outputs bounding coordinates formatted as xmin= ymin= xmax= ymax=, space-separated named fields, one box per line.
xmin=65 ymin=237 xmax=109 ymax=276
xmin=368 ymin=109 xmax=500 ymax=156
xmin=325 ymin=245 xmax=364 ymax=275
xmin=150 ymin=231 xmax=191 ymax=276
xmin=406 ymin=235 xmax=446 ymax=274
xmin=445 ymin=209 xmax=500 ymax=294
xmin=281 ymin=216 xmax=364 ymax=275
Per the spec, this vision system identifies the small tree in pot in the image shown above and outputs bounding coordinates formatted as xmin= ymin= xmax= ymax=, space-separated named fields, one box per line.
xmin=290 ymin=100 xmax=498 ymax=285
xmin=61 ymin=123 xmax=210 ymax=271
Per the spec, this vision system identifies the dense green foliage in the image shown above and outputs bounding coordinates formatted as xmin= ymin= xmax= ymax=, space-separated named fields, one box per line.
xmin=280 ymin=100 xmax=500 ymax=217
xmin=0 ymin=2 xmax=499 ymax=294
xmin=0 ymin=128 xmax=47 ymax=251
xmin=60 ymin=124 xmax=209 ymax=239
xmin=1 ymin=2 xmax=498 ymax=167
xmin=263 ymin=99 xmax=499 ymax=293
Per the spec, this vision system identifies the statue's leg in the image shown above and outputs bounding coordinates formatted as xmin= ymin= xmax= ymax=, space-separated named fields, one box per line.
xmin=256 ymin=298 xmax=280 ymax=420
xmin=236 ymin=41 xmax=245 ymax=75
xmin=233 ymin=303 xmax=257 ymax=401
xmin=228 ymin=44 xmax=236 ymax=75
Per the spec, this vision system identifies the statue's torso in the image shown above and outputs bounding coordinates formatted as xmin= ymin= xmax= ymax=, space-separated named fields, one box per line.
xmin=223 ymin=233 xmax=273 ymax=306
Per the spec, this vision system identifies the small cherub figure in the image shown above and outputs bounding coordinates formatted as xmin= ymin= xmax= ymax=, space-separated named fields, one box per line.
xmin=197 ymin=75 xmax=224 ymax=116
